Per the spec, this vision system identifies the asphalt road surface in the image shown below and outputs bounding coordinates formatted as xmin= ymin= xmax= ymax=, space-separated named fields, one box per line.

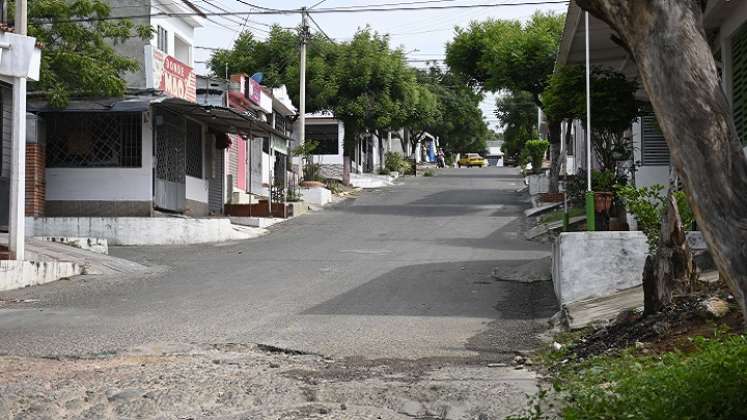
xmin=0 ymin=167 xmax=556 ymax=360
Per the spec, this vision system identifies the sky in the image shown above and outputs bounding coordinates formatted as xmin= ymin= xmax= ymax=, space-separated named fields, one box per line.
xmin=188 ymin=0 xmax=569 ymax=131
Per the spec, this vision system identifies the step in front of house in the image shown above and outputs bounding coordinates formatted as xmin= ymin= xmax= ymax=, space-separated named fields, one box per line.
xmin=0 ymin=245 xmax=9 ymax=260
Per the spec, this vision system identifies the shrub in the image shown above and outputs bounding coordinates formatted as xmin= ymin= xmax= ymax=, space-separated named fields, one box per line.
xmin=325 ymin=179 xmax=343 ymax=194
xmin=559 ymin=336 xmax=747 ymax=420
xmin=395 ymin=156 xmax=414 ymax=175
xmin=384 ymin=151 xmax=404 ymax=173
xmin=565 ymin=169 xmax=626 ymax=205
xmin=423 ymin=169 xmax=434 ymax=177
xmin=293 ymin=140 xmax=323 ymax=182
xmin=524 ymin=139 xmax=549 ymax=174
xmin=616 ymin=184 xmax=694 ymax=252
xmin=304 ymin=163 xmax=322 ymax=182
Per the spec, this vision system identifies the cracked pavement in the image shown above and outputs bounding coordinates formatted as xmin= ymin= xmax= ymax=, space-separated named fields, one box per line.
xmin=0 ymin=167 xmax=557 ymax=419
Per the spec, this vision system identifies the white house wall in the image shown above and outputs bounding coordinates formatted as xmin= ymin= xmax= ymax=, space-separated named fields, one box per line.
xmin=45 ymin=114 xmax=154 ymax=216
xmin=308 ymin=119 xmax=345 ymax=179
xmin=150 ymin=12 xmax=196 ymax=68
xmin=186 ymin=176 xmax=209 ymax=205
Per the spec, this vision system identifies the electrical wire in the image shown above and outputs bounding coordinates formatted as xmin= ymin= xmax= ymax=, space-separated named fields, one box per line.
xmin=34 ymin=1 xmax=570 ymax=23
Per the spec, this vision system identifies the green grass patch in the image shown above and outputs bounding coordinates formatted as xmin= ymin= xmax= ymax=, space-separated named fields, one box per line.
xmin=540 ymin=207 xmax=585 ymax=224
xmin=514 ymin=334 xmax=747 ymax=420
xmin=423 ymin=169 xmax=435 ymax=177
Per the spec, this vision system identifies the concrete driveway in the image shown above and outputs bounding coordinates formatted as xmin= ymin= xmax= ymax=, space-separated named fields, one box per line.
xmin=0 ymin=167 xmax=556 ymax=360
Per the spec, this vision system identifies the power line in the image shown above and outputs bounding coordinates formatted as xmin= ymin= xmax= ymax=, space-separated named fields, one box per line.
xmin=317 ymin=0 xmax=460 ymax=10
xmin=306 ymin=12 xmax=335 ymax=43
xmin=309 ymin=1 xmax=568 ymax=14
xmin=34 ymin=1 xmax=570 ymax=23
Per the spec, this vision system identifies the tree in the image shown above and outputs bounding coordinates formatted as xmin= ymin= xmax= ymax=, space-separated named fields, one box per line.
xmin=417 ymin=67 xmax=489 ymax=154
xmin=209 ymin=27 xmax=339 ymax=112
xmin=447 ymin=11 xmax=565 ymax=189
xmin=495 ymin=90 xmax=537 ymax=161
xmin=543 ymin=65 xmax=640 ymax=171
xmin=403 ymin=82 xmax=442 ymax=153
xmin=326 ymin=29 xmax=416 ymax=155
xmin=575 ymin=0 xmax=747 ymax=322
xmin=26 ymin=0 xmax=151 ymax=107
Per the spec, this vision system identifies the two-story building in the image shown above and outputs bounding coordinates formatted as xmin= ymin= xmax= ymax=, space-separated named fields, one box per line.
xmin=25 ymin=0 xmax=264 ymax=217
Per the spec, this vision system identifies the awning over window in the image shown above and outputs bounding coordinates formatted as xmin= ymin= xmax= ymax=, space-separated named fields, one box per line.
xmin=27 ymin=95 xmax=294 ymax=141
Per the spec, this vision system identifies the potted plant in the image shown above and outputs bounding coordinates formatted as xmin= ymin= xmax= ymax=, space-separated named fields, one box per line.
xmin=592 ymin=170 xmax=617 ymax=212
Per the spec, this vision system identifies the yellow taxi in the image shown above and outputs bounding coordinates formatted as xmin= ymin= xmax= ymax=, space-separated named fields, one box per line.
xmin=457 ymin=153 xmax=487 ymax=168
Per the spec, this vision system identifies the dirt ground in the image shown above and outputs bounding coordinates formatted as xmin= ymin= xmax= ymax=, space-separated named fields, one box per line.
xmin=0 ymin=342 xmax=541 ymax=420
xmin=567 ymin=292 xmax=744 ymax=360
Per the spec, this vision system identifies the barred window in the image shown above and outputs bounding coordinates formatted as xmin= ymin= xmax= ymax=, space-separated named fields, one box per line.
xmin=186 ymin=120 xmax=203 ymax=178
xmin=732 ymin=22 xmax=747 ymax=144
xmin=46 ymin=113 xmax=142 ymax=168
xmin=306 ymin=124 xmax=339 ymax=155
xmin=157 ymin=26 xmax=169 ymax=53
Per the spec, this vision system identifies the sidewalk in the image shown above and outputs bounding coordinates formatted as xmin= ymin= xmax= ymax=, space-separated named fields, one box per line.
xmin=0 ymin=233 xmax=148 ymax=292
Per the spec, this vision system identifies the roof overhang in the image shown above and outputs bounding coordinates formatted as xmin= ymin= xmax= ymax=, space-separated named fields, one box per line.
xmin=26 ymin=95 xmax=287 ymax=137
xmin=556 ymin=1 xmax=636 ymax=78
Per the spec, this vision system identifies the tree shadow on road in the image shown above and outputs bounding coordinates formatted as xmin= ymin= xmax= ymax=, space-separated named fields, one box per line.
xmin=302 ymin=259 xmax=557 ymax=320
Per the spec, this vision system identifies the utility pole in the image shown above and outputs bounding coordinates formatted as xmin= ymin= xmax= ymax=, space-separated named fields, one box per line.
xmin=298 ymin=8 xmax=309 ymax=148
xmin=8 ymin=0 xmax=27 ymax=260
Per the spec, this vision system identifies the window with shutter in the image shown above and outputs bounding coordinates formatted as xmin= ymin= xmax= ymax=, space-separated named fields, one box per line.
xmin=641 ymin=115 xmax=670 ymax=166
xmin=731 ymin=22 xmax=747 ymax=145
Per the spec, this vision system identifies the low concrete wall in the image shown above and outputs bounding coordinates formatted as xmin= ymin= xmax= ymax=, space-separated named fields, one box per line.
xmin=0 ymin=260 xmax=83 ymax=292
xmin=527 ymin=174 xmax=549 ymax=195
xmin=553 ymin=232 xmax=648 ymax=306
xmin=302 ymin=187 xmax=332 ymax=206
xmin=27 ymin=217 xmax=263 ymax=246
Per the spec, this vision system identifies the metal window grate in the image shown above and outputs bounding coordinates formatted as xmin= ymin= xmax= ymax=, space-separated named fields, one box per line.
xmin=733 ymin=23 xmax=747 ymax=145
xmin=641 ymin=115 xmax=671 ymax=166
xmin=185 ymin=120 xmax=203 ymax=178
xmin=155 ymin=110 xmax=185 ymax=183
xmin=46 ymin=112 xmax=142 ymax=168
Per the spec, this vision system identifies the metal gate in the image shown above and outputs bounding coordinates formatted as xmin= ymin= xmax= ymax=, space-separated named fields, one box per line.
xmin=154 ymin=110 xmax=186 ymax=212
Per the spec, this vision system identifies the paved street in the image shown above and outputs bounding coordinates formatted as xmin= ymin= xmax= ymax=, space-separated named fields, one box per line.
xmin=0 ymin=167 xmax=558 ymax=419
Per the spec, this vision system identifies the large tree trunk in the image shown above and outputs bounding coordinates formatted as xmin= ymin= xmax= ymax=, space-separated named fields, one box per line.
xmin=643 ymin=192 xmax=696 ymax=315
xmin=548 ymin=120 xmax=563 ymax=193
xmin=576 ymin=0 xmax=747 ymax=322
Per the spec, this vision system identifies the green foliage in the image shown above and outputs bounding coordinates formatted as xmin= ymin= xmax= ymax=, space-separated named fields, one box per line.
xmin=285 ymin=187 xmax=302 ymax=202
xmin=293 ymin=140 xmax=322 ymax=182
xmin=446 ymin=11 xmax=565 ymax=104
xmin=384 ymin=151 xmax=414 ymax=175
xmin=524 ymin=139 xmax=549 ymax=174
xmin=423 ymin=169 xmax=435 ymax=177
xmin=543 ymin=65 xmax=640 ymax=170
xmin=325 ymin=179 xmax=343 ymax=194
xmin=292 ymin=139 xmax=319 ymax=159
xmin=558 ymin=336 xmax=747 ymax=420
xmin=384 ymin=151 xmax=404 ymax=173
xmin=210 ymin=27 xmax=338 ymax=112
xmin=213 ymin=29 xmax=487 ymax=157
xmin=416 ymin=68 xmax=488 ymax=153
xmin=497 ymin=91 xmax=538 ymax=160
xmin=542 ymin=65 xmax=586 ymax=123
xmin=616 ymin=184 xmax=694 ymax=252
xmin=565 ymin=169 xmax=625 ymax=204
xmin=26 ymin=0 xmax=152 ymax=107
xmin=329 ymin=29 xmax=418 ymax=150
